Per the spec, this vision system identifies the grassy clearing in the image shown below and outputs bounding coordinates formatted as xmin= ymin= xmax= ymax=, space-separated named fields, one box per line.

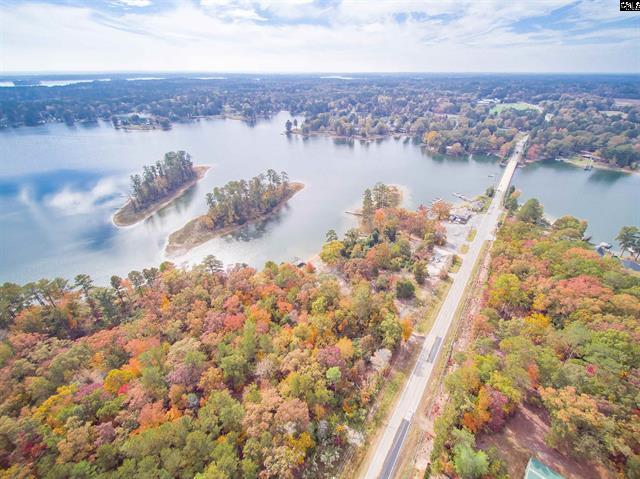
xmin=449 ymin=254 xmax=462 ymax=273
xmin=473 ymin=193 xmax=492 ymax=213
xmin=416 ymin=280 xmax=451 ymax=334
xmin=561 ymin=156 xmax=592 ymax=168
xmin=466 ymin=227 xmax=477 ymax=242
xmin=490 ymin=102 xmax=540 ymax=114
xmin=367 ymin=371 xmax=407 ymax=434
xmin=558 ymin=156 xmax=637 ymax=175
xmin=451 ymin=242 xmax=489 ymax=331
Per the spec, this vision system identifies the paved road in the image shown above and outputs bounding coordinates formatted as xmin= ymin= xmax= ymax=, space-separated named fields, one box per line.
xmin=363 ymin=136 xmax=527 ymax=479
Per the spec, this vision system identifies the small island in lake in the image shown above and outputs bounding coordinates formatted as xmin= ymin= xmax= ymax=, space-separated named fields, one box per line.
xmin=113 ymin=150 xmax=210 ymax=227
xmin=346 ymin=182 xmax=403 ymax=230
xmin=167 ymin=169 xmax=304 ymax=256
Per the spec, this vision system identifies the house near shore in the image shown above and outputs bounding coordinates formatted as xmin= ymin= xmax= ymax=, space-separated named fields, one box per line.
xmin=449 ymin=211 xmax=472 ymax=224
xmin=579 ymin=150 xmax=602 ymax=161
xmin=290 ymin=257 xmax=307 ymax=268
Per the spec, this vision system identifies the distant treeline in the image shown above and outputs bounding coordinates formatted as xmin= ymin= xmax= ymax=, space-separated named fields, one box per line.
xmin=204 ymin=169 xmax=292 ymax=229
xmin=2 ymin=75 xmax=639 ymax=169
xmin=2 ymin=75 xmax=638 ymax=129
xmin=130 ymin=151 xmax=195 ymax=211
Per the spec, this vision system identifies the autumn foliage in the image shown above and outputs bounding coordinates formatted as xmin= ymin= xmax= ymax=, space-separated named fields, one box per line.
xmin=431 ymin=208 xmax=640 ymax=478
xmin=0 ymin=259 xmax=404 ymax=478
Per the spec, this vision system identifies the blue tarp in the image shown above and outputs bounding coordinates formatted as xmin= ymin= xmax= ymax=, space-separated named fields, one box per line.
xmin=524 ymin=458 xmax=565 ymax=479
xmin=622 ymin=259 xmax=640 ymax=272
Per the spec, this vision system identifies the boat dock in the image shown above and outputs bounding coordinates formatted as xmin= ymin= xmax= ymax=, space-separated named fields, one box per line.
xmin=453 ymin=192 xmax=472 ymax=202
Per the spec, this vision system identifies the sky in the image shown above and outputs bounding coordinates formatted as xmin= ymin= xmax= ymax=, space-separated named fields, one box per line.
xmin=0 ymin=0 xmax=639 ymax=73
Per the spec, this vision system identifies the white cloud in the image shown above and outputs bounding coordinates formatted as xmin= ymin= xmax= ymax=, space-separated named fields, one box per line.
xmin=0 ymin=0 xmax=637 ymax=73
xmin=114 ymin=0 xmax=152 ymax=7
xmin=45 ymin=178 xmax=123 ymax=216
xmin=223 ymin=8 xmax=267 ymax=21
xmin=200 ymin=0 xmax=266 ymax=22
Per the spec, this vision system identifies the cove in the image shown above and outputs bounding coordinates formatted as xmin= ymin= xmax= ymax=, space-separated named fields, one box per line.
xmin=1 ymin=112 xmax=638 ymax=284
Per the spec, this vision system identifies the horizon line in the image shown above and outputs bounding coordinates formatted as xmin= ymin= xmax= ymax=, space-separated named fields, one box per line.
xmin=1 ymin=70 xmax=639 ymax=77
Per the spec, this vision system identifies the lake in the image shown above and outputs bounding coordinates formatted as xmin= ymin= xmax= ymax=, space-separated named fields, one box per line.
xmin=1 ymin=112 xmax=638 ymax=284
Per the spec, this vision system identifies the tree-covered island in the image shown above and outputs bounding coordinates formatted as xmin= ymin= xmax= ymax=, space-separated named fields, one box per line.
xmin=112 ymin=151 xmax=210 ymax=227
xmin=166 ymin=169 xmax=304 ymax=255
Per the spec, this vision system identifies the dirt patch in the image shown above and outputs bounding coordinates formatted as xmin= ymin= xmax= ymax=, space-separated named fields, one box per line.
xmin=477 ymin=403 xmax=614 ymax=479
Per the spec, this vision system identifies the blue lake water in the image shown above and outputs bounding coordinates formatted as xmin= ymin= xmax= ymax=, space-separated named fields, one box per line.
xmin=1 ymin=112 xmax=638 ymax=284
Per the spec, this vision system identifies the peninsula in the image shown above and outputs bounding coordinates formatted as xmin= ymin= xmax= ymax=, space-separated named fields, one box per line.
xmin=112 ymin=151 xmax=210 ymax=227
xmin=166 ymin=169 xmax=304 ymax=256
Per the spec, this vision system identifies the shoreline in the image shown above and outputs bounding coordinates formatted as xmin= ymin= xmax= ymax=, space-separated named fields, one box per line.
xmin=287 ymin=129 xmax=509 ymax=159
xmin=120 ymin=112 xmax=260 ymax=129
xmin=345 ymin=184 xmax=406 ymax=217
xmin=165 ymin=181 xmax=305 ymax=257
xmin=287 ymin=129 xmax=392 ymax=143
xmin=112 ymin=165 xmax=211 ymax=228
xmin=553 ymin=157 xmax=639 ymax=176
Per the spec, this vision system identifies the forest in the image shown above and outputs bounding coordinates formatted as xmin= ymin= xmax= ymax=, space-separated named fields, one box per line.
xmin=297 ymin=91 xmax=638 ymax=168
xmin=0 ymin=258 xmax=406 ymax=478
xmin=203 ymin=169 xmax=294 ymax=229
xmin=0 ymin=184 xmax=455 ymax=478
xmin=521 ymin=97 xmax=640 ymax=168
xmin=129 ymin=151 xmax=196 ymax=212
xmin=429 ymin=203 xmax=640 ymax=478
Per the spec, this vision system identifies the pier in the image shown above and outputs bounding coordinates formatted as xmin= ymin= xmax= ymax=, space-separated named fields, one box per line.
xmin=452 ymin=192 xmax=472 ymax=202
